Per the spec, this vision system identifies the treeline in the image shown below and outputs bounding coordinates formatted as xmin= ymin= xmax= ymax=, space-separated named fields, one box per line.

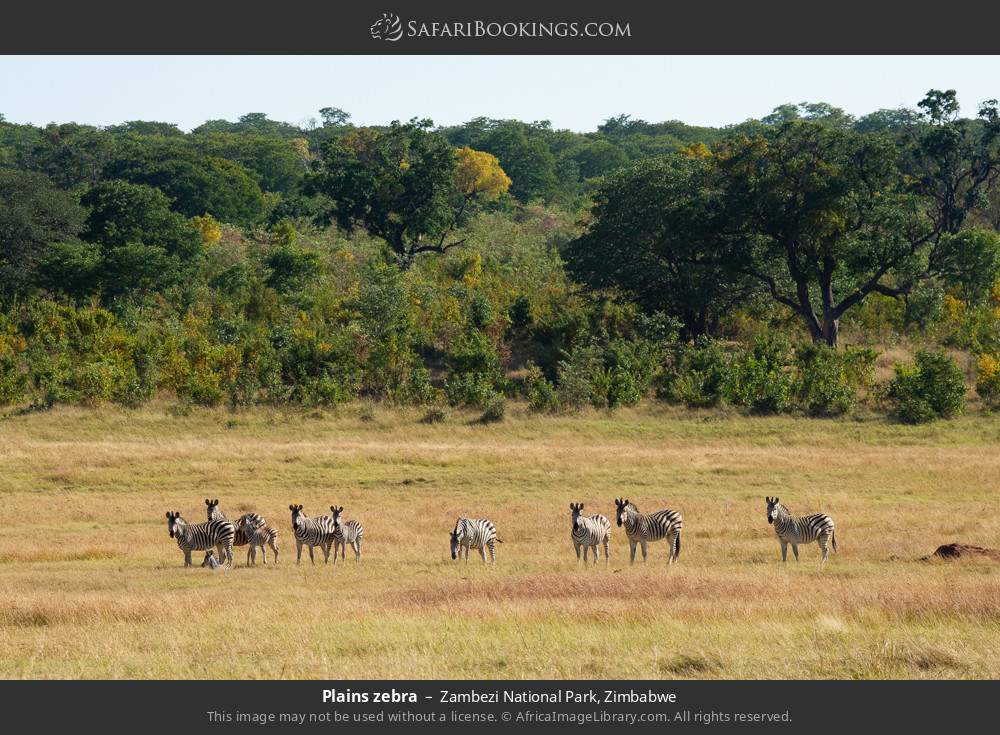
xmin=1 ymin=91 xmax=1000 ymax=423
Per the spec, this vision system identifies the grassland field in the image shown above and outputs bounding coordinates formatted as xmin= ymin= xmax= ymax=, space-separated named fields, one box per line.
xmin=0 ymin=403 xmax=998 ymax=679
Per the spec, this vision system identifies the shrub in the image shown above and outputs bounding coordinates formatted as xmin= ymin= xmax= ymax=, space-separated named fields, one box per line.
xmin=445 ymin=372 xmax=498 ymax=408
xmin=524 ymin=362 xmax=559 ymax=413
xmin=479 ymin=393 xmax=506 ymax=423
xmin=556 ymin=343 xmax=606 ymax=409
xmin=723 ymin=334 xmax=793 ymax=414
xmin=794 ymin=345 xmax=877 ymax=417
xmin=976 ymin=353 xmax=1000 ymax=407
xmin=657 ymin=338 xmax=730 ymax=408
xmin=421 ymin=406 xmax=448 ymax=424
xmin=886 ymin=350 xmax=966 ymax=423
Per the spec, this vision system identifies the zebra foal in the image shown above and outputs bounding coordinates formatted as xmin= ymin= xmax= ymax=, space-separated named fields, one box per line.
xmin=614 ymin=498 xmax=682 ymax=565
xmin=570 ymin=502 xmax=610 ymax=565
xmin=165 ymin=511 xmax=235 ymax=567
xmin=330 ymin=506 xmax=364 ymax=563
xmin=449 ymin=518 xmax=502 ymax=563
xmin=206 ymin=499 xmax=279 ymax=566
xmin=765 ymin=496 xmax=837 ymax=563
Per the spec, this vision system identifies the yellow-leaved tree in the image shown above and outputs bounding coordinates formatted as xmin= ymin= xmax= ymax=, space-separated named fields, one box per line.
xmin=454 ymin=147 xmax=511 ymax=201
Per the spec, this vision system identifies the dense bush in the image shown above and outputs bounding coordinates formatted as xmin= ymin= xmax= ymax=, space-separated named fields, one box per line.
xmin=886 ymin=350 xmax=967 ymax=423
xmin=794 ymin=345 xmax=877 ymax=417
xmin=723 ymin=334 xmax=794 ymax=415
xmin=656 ymin=338 xmax=731 ymax=408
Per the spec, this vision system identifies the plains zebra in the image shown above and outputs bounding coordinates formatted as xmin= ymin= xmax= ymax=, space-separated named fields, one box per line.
xmin=329 ymin=506 xmax=364 ymax=563
xmin=289 ymin=504 xmax=337 ymax=565
xmin=165 ymin=511 xmax=235 ymax=567
xmin=205 ymin=499 xmax=279 ymax=566
xmin=570 ymin=502 xmax=610 ymax=565
xmin=450 ymin=518 xmax=502 ymax=563
xmin=765 ymin=496 xmax=837 ymax=563
xmin=614 ymin=498 xmax=682 ymax=565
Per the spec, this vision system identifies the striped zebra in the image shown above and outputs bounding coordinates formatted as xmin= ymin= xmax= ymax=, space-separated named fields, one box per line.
xmin=614 ymin=498 xmax=682 ymax=565
xmin=766 ymin=496 xmax=837 ymax=563
xmin=329 ymin=506 xmax=364 ymax=563
xmin=570 ymin=502 xmax=610 ymax=565
xmin=205 ymin=499 xmax=279 ymax=566
xmin=289 ymin=504 xmax=337 ymax=565
xmin=165 ymin=511 xmax=235 ymax=567
xmin=449 ymin=517 xmax=502 ymax=563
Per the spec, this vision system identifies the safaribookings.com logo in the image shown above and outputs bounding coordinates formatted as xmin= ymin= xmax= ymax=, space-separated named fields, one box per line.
xmin=369 ymin=13 xmax=631 ymax=42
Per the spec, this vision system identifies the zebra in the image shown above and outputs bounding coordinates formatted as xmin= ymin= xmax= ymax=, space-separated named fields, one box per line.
xmin=205 ymin=499 xmax=279 ymax=566
xmin=329 ymin=506 xmax=364 ymax=563
xmin=449 ymin=517 xmax=502 ymax=563
xmin=165 ymin=511 xmax=235 ymax=567
xmin=201 ymin=551 xmax=221 ymax=569
xmin=289 ymin=504 xmax=337 ymax=565
xmin=614 ymin=498 xmax=682 ymax=565
xmin=766 ymin=496 xmax=837 ymax=563
xmin=570 ymin=502 xmax=610 ymax=565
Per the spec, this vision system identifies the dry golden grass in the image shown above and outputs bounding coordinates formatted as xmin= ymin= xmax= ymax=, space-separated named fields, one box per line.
xmin=0 ymin=403 xmax=998 ymax=679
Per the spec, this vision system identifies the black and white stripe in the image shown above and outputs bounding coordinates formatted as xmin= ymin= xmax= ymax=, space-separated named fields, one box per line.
xmin=450 ymin=517 xmax=502 ymax=563
xmin=166 ymin=511 xmax=235 ymax=567
xmin=289 ymin=504 xmax=337 ymax=565
xmin=570 ymin=502 xmax=610 ymax=564
xmin=206 ymin=499 xmax=279 ymax=566
xmin=766 ymin=496 xmax=837 ymax=563
xmin=614 ymin=498 xmax=682 ymax=565
xmin=330 ymin=506 xmax=364 ymax=563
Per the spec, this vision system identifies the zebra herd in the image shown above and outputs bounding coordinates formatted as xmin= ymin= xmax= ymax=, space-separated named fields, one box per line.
xmin=164 ymin=497 xmax=838 ymax=568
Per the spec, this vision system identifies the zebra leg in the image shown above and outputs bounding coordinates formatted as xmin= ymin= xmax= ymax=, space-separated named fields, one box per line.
xmin=780 ymin=540 xmax=788 ymax=562
xmin=464 ymin=545 xmax=470 ymax=563
xmin=322 ymin=541 xmax=332 ymax=564
xmin=591 ymin=545 xmax=599 ymax=565
xmin=574 ymin=542 xmax=581 ymax=562
xmin=819 ymin=536 xmax=830 ymax=563
xmin=488 ymin=541 xmax=496 ymax=564
xmin=603 ymin=538 xmax=609 ymax=565
xmin=270 ymin=539 xmax=279 ymax=565
xmin=246 ymin=545 xmax=254 ymax=566
xmin=353 ymin=539 xmax=361 ymax=562
xmin=296 ymin=540 xmax=303 ymax=565
xmin=184 ymin=549 xmax=192 ymax=567
xmin=629 ymin=541 xmax=637 ymax=565
xmin=640 ymin=540 xmax=648 ymax=562
xmin=668 ymin=532 xmax=677 ymax=564
xmin=792 ymin=543 xmax=800 ymax=562
xmin=308 ymin=544 xmax=315 ymax=565
xmin=583 ymin=545 xmax=589 ymax=563
xmin=260 ymin=543 xmax=267 ymax=565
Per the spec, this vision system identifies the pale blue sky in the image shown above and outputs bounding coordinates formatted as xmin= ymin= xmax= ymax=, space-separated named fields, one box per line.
xmin=1 ymin=56 xmax=998 ymax=132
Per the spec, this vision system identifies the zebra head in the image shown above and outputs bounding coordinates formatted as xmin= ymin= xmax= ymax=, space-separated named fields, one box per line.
xmin=289 ymin=504 xmax=304 ymax=529
xmin=330 ymin=506 xmax=345 ymax=533
xmin=449 ymin=520 xmax=463 ymax=560
xmin=570 ymin=502 xmax=584 ymax=528
xmin=166 ymin=511 xmax=183 ymax=538
xmin=205 ymin=498 xmax=222 ymax=521
xmin=614 ymin=498 xmax=631 ymax=527
xmin=766 ymin=496 xmax=783 ymax=524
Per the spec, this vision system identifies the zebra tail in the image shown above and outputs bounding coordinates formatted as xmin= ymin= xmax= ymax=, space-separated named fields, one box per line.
xmin=832 ymin=529 xmax=838 ymax=553
xmin=495 ymin=537 xmax=504 ymax=544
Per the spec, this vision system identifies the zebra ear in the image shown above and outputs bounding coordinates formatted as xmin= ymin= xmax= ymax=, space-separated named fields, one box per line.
xmin=775 ymin=497 xmax=779 ymax=503
xmin=166 ymin=512 xmax=172 ymax=519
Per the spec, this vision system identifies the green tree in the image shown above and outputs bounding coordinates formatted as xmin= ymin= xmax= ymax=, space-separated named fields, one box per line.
xmin=0 ymin=169 xmax=86 ymax=303
xmin=307 ymin=120 xmax=508 ymax=268
xmin=106 ymin=140 xmax=265 ymax=224
xmin=565 ymin=154 xmax=756 ymax=338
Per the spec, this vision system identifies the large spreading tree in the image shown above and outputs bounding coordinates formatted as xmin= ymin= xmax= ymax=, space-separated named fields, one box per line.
xmin=306 ymin=120 xmax=510 ymax=268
